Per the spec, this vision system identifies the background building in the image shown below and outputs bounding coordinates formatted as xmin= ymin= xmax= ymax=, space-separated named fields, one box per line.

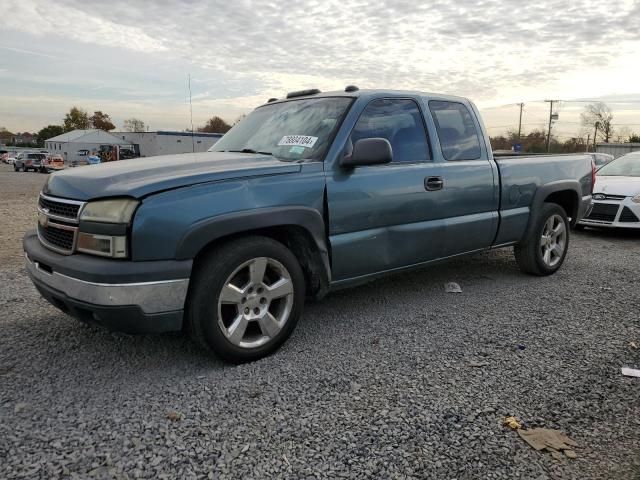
xmin=45 ymin=130 xmax=130 ymax=163
xmin=596 ymin=143 xmax=640 ymax=158
xmin=114 ymin=131 xmax=223 ymax=157
xmin=45 ymin=129 xmax=224 ymax=162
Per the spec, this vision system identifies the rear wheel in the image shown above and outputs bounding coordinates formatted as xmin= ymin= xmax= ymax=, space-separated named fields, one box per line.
xmin=514 ymin=203 xmax=569 ymax=276
xmin=187 ymin=236 xmax=305 ymax=363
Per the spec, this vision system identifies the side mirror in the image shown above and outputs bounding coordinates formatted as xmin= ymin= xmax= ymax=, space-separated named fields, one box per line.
xmin=340 ymin=138 xmax=392 ymax=168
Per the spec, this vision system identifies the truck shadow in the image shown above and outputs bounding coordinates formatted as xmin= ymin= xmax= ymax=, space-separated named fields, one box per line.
xmin=7 ymin=248 xmax=520 ymax=390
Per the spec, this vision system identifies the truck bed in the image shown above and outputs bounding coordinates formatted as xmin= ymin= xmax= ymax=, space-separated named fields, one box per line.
xmin=492 ymin=154 xmax=593 ymax=246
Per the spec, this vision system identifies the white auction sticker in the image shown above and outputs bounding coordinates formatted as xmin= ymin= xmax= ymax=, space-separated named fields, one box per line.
xmin=278 ymin=135 xmax=318 ymax=148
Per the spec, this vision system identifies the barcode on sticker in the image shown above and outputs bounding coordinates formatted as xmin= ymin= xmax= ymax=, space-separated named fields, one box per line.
xmin=278 ymin=135 xmax=318 ymax=148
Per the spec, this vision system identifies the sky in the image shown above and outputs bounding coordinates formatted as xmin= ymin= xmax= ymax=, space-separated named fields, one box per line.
xmin=2 ymin=0 xmax=640 ymax=139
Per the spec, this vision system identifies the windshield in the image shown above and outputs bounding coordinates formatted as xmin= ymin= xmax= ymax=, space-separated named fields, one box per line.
xmin=28 ymin=154 xmax=45 ymax=160
xmin=597 ymin=153 xmax=640 ymax=177
xmin=210 ymin=97 xmax=353 ymax=161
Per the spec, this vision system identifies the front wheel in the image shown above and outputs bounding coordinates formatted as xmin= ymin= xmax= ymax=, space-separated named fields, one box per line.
xmin=187 ymin=236 xmax=305 ymax=363
xmin=514 ymin=203 xmax=569 ymax=276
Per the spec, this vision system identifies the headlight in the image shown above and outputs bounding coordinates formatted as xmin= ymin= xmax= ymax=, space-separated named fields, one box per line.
xmin=80 ymin=198 xmax=138 ymax=224
xmin=632 ymin=194 xmax=640 ymax=204
xmin=78 ymin=198 xmax=138 ymax=258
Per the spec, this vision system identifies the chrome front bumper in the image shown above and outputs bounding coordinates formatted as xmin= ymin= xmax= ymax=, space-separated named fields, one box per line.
xmin=25 ymin=253 xmax=189 ymax=315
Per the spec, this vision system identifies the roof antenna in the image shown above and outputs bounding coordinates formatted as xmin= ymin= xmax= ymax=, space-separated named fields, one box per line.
xmin=188 ymin=73 xmax=195 ymax=153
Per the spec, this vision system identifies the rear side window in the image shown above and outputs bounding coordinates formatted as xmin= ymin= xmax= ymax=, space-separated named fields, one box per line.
xmin=350 ymin=99 xmax=430 ymax=163
xmin=429 ymin=101 xmax=481 ymax=161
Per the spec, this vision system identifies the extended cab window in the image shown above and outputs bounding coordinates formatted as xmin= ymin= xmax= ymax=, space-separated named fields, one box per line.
xmin=350 ymin=99 xmax=430 ymax=163
xmin=429 ymin=101 xmax=481 ymax=161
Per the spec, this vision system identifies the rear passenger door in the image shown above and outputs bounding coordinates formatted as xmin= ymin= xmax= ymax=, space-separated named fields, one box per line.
xmin=326 ymin=98 xmax=445 ymax=281
xmin=426 ymin=100 xmax=499 ymax=256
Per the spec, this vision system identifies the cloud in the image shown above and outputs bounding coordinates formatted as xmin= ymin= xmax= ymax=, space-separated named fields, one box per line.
xmin=2 ymin=0 xmax=640 ymax=133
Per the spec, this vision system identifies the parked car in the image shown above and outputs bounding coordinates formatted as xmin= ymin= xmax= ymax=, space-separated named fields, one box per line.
xmin=7 ymin=156 xmax=16 ymax=165
xmin=0 ymin=150 xmax=9 ymax=163
xmin=579 ymin=152 xmax=640 ymax=229
xmin=587 ymin=152 xmax=614 ymax=168
xmin=24 ymin=87 xmax=593 ymax=362
xmin=42 ymin=154 xmax=65 ymax=173
xmin=14 ymin=152 xmax=46 ymax=172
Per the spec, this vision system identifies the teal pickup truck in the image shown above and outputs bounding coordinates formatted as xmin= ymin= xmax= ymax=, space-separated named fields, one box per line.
xmin=24 ymin=87 xmax=594 ymax=362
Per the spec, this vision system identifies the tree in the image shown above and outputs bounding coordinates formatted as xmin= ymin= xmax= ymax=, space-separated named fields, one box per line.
xmin=581 ymin=102 xmax=614 ymax=143
xmin=63 ymin=106 xmax=90 ymax=132
xmin=90 ymin=111 xmax=115 ymax=131
xmin=123 ymin=118 xmax=146 ymax=132
xmin=198 ymin=116 xmax=231 ymax=133
xmin=614 ymin=126 xmax=632 ymax=143
xmin=36 ymin=125 xmax=64 ymax=146
xmin=489 ymin=129 xmax=557 ymax=154
xmin=629 ymin=134 xmax=640 ymax=143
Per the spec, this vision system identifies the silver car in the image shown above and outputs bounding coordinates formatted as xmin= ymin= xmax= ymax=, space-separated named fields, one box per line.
xmin=14 ymin=152 xmax=46 ymax=172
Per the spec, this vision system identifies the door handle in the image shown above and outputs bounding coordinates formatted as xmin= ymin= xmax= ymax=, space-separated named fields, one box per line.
xmin=425 ymin=176 xmax=444 ymax=191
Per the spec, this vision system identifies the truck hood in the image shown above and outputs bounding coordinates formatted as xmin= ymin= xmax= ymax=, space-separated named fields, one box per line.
xmin=594 ymin=176 xmax=640 ymax=197
xmin=43 ymin=152 xmax=301 ymax=200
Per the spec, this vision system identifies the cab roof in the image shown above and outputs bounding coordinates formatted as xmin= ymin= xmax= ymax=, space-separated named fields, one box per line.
xmin=259 ymin=88 xmax=471 ymax=108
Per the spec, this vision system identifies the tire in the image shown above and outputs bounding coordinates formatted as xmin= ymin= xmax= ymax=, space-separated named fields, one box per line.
xmin=13 ymin=166 xmax=18 ymax=172
xmin=187 ymin=236 xmax=305 ymax=363
xmin=514 ymin=203 xmax=570 ymax=276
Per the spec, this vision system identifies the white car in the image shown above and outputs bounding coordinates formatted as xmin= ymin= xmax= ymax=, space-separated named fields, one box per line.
xmin=579 ymin=152 xmax=640 ymax=229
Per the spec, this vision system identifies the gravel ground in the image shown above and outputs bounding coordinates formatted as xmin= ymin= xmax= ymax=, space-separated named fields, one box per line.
xmin=0 ymin=164 xmax=42 ymax=267
xmin=0 ymin=163 xmax=639 ymax=479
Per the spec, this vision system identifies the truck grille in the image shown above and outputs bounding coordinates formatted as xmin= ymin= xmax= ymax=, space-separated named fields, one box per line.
xmin=585 ymin=203 xmax=619 ymax=223
xmin=39 ymin=195 xmax=83 ymax=221
xmin=619 ymin=207 xmax=639 ymax=223
xmin=37 ymin=223 xmax=76 ymax=253
xmin=36 ymin=194 xmax=85 ymax=254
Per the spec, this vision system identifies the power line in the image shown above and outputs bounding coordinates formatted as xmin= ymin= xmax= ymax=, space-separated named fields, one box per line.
xmin=485 ymin=123 xmax=547 ymax=129
xmin=558 ymin=99 xmax=640 ymax=104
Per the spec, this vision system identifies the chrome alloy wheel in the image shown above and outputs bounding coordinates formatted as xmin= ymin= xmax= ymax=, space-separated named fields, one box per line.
xmin=217 ymin=257 xmax=294 ymax=349
xmin=540 ymin=214 xmax=567 ymax=268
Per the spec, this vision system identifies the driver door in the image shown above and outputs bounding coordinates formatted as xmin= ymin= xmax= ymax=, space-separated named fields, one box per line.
xmin=326 ymin=98 xmax=445 ymax=281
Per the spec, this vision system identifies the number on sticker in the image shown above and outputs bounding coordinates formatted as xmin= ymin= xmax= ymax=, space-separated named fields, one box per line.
xmin=278 ymin=135 xmax=318 ymax=148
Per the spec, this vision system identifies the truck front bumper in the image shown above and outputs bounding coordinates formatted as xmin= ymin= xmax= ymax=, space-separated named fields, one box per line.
xmin=23 ymin=231 xmax=192 ymax=334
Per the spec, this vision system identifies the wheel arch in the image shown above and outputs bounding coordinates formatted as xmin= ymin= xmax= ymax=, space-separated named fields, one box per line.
xmin=521 ymin=181 xmax=581 ymax=242
xmin=177 ymin=207 xmax=331 ymax=300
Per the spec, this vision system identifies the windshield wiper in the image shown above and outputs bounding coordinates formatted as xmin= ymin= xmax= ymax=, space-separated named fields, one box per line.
xmin=226 ymin=149 xmax=272 ymax=155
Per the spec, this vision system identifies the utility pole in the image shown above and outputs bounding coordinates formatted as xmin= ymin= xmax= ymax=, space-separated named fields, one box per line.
xmin=593 ymin=121 xmax=599 ymax=152
xmin=517 ymin=103 xmax=524 ymax=140
xmin=586 ymin=134 xmax=590 ymax=152
xmin=545 ymin=100 xmax=558 ymax=153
